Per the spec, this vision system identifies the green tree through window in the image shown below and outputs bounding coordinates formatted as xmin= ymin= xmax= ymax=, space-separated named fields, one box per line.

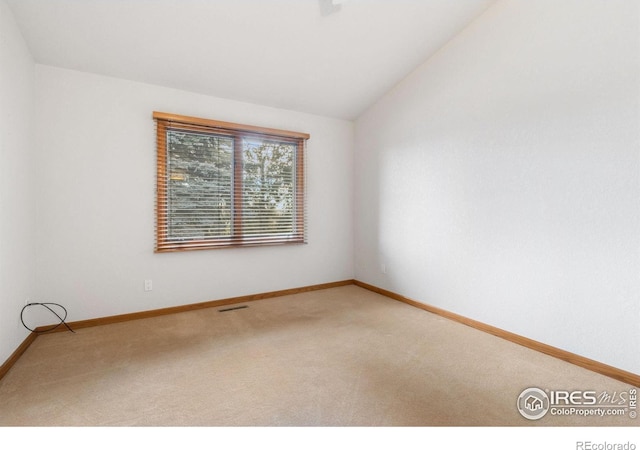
xmin=167 ymin=131 xmax=233 ymax=240
xmin=242 ymin=138 xmax=295 ymax=236
xmin=154 ymin=112 xmax=308 ymax=252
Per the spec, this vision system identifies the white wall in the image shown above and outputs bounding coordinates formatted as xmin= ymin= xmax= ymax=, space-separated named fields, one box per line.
xmin=0 ymin=0 xmax=35 ymax=364
xmin=355 ymin=0 xmax=640 ymax=374
xmin=33 ymin=65 xmax=354 ymax=322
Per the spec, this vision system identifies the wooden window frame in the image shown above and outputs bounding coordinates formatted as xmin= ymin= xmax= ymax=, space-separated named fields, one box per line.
xmin=154 ymin=112 xmax=309 ymax=252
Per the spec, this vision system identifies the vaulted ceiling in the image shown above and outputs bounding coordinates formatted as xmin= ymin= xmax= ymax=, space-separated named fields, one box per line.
xmin=6 ymin=0 xmax=496 ymax=120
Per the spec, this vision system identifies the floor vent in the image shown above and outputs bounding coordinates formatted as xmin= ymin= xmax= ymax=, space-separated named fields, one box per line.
xmin=218 ymin=305 xmax=248 ymax=313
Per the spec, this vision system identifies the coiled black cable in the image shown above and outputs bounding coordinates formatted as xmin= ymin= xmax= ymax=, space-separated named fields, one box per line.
xmin=20 ymin=302 xmax=75 ymax=334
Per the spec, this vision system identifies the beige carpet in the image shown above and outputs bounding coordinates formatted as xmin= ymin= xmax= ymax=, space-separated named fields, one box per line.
xmin=0 ymin=285 xmax=636 ymax=426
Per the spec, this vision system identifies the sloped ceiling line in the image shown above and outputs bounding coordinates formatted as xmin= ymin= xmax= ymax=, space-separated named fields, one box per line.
xmin=6 ymin=0 xmax=496 ymax=120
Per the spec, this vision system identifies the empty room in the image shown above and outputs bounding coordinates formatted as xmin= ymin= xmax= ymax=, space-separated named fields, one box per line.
xmin=1 ymin=0 xmax=638 ymax=439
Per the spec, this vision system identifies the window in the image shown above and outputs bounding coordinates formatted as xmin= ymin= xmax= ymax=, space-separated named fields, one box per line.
xmin=153 ymin=112 xmax=309 ymax=252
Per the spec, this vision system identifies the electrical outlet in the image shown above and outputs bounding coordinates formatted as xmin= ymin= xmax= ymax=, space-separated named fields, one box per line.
xmin=144 ymin=279 xmax=153 ymax=291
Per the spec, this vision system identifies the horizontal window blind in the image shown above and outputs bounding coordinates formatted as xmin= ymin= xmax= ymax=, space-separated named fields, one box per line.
xmin=154 ymin=112 xmax=309 ymax=252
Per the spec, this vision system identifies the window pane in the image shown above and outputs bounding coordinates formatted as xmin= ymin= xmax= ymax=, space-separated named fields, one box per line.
xmin=242 ymin=138 xmax=296 ymax=236
xmin=155 ymin=112 xmax=307 ymax=251
xmin=167 ymin=130 xmax=233 ymax=240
